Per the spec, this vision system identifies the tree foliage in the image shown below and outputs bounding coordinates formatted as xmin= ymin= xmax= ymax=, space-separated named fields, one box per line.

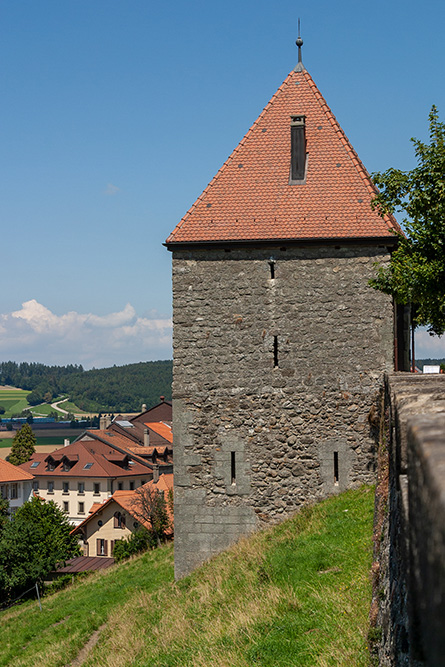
xmin=0 ymin=498 xmax=9 ymax=536
xmin=0 ymin=360 xmax=172 ymax=413
xmin=9 ymin=423 xmax=36 ymax=466
xmin=112 ymin=527 xmax=156 ymax=562
xmin=371 ymin=106 xmax=445 ymax=335
xmin=130 ymin=484 xmax=171 ymax=548
xmin=0 ymin=497 xmax=79 ymax=605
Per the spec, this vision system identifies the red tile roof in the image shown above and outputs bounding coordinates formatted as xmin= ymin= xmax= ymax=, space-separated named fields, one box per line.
xmin=19 ymin=438 xmax=150 ymax=478
xmin=144 ymin=422 xmax=173 ymax=444
xmin=0 ymin=458 xmax=34 ymax=483
xmin=72 ymin=474 xmax=174 ymax=535
xmin=166 ymin=68 xmax=399 ymax=245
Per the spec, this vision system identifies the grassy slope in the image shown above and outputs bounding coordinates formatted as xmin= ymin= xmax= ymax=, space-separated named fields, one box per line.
xmin=0 ymin=390 xmax=30 ymax=417
xmin=0 ymin=487 xmax=374 ymax=667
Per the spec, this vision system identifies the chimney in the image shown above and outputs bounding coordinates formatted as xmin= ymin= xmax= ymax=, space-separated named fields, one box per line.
xmin=105 ymin=415 xmax=112 ymax=429
xmin=100 ymin=416 xmax=106 ymax=430
xmin=290 ymin=114 xmax=306 ymax=182
xmin=142 ymin=403 xmax=147 ymax=412
xmin=152 ymin=464 xmax=159 ymax=483
xmin=144 ymin=428 xmax=150 ymax=447
xmin=64 ymin=438 xmax=70 ymax=447
xmin=160 ymin=395 xmax=165 ymax=403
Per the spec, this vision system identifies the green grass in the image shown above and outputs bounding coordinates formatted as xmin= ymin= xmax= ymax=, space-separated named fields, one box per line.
xmin=0 ymin=390 xmax=31 ymax=417
xmin=0 ymin=546 xmax=174 ymax=667
xmin=0 ymin=487 xmax=375 ymax=667
xmin=0 ymin=439 xmax=13 ymax=448
xmin=0 ymin=436 xmax=79 ymax=448
xmin=56 ymin=399 xmax=85 ymax=414
xmin=28 ymin=403 xmax=59 ymax=417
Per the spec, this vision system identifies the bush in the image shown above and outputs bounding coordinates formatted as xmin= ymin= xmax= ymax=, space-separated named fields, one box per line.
xmin=113 ymin=528 xmax=156 ymax=562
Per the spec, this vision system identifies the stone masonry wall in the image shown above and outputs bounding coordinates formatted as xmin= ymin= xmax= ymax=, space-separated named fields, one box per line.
xmin=373 ymin=374 xmax=445 ymax=666
xmin=172 ymin=244 xmax=394 ymax=578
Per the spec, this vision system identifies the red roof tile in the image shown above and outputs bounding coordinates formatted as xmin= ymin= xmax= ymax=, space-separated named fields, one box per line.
xmin=72 ymin=474 xmax=174 ymax=535
xmin=20 ymin=438 xmax=150 ymax=478
xmin=0 ymin=458 xmax=34 ymax=483
xmin=144 ymin=422 xmax=173 ymax=444
xmin=166 ymin=67 xmax=399 ymax=245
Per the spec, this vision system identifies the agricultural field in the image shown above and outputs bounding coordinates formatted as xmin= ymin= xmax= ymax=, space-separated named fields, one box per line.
xmin=0 ymin=388 xmax=31 ymax=417
xmin=0 ymin=387 xmax=86 ymax=419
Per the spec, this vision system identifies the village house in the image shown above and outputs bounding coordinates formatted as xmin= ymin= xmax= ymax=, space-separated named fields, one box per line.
xmin=0 ymin=458 xmax=34 ymax=515
xmin=71 ymin=473 xmax=173 ymax=557
xmin=19 ymin=437 xmax=154 ymax=525
xmin=166 ymin=38 xmax=409 ymax=578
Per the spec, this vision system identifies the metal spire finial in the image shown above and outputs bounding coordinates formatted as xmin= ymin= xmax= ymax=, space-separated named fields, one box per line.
xmin=294 ymin=19 xmax=304 ymax=72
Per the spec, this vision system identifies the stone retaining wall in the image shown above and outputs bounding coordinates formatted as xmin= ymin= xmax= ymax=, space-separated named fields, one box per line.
xmin=373 ymin=374 xmax=445 ymax=666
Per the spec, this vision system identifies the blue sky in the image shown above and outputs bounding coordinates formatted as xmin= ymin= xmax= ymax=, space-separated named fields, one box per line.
xmin=1 ymin=0 xmax=444 ymax=367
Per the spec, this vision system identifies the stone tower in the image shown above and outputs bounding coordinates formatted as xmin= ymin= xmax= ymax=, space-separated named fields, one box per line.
xmin=166 ymin=46 xmax=401 ymax=579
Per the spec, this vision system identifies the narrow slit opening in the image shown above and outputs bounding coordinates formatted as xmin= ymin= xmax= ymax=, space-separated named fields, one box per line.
xmin=231 ymin=451 xmax=236 ymax=485
xmin=334 ymin=451 xmax=339 ymax=485
xmin=269 ymin=260 xmax=275 ymax=279
xmin=273 ymin=336 xmax=278 ymax=367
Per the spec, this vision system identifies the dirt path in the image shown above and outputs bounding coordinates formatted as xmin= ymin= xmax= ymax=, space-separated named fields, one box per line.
xmin=51 ymin=398 xmax=70 ymax=415
xmin=67 ymin=623 xmax=107 ymax=667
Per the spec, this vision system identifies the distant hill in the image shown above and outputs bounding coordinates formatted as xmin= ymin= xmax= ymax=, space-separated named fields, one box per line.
xmin=0 ymin=360 xmax=172 ymax=413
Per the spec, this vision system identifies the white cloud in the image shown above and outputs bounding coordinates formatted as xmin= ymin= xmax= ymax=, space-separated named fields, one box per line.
xmin=103 ymin=183 xmax=120 ymax=196
xmin=415 ymin=327 xmax=445 ymax=360
xmin=0 ymin=300 xmax=172 ymax=368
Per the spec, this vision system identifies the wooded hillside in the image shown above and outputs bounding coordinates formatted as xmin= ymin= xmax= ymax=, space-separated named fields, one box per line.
xmin=0 ymin=360 xmax=172 ymax=413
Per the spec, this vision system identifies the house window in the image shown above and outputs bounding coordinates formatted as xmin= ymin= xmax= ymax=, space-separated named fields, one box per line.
xmin=78 ymin=502 xmax=85 ymax=514
xmin=47 ymin=481 xmax=54 ymax=494
xmin=62 ymin=461 xmax=71 ymax=472
xmin=118 ymin=482 xmax=123 ymax=491
xmin=1 ymin=485 xmax=7 ymax=499
xmin=78 ymin=482 xmax=85 ymax=495
xmin=10 ymin=484 xmax=18 ymax=500
xmin=129 ymin=481 xmax=134 ymax=491
xmin=63 ymin=501 xmax=69 ymax=513
xmin=63 ymin=482 xmax=69 ymax=494
xmin=97 ymin=538 xmax=108 ymax=556
xmin=114 ymin=511 xmax=125 ymax=529
xmin=93 ymin=483 xmax=100 ymax=495
xmin=48 ymin=462 xmax=55 ymax=472
xmin=32 ymin=480 xmax=39 ymax=492
xmin=140 ymin=480 xmax=146 ymax=486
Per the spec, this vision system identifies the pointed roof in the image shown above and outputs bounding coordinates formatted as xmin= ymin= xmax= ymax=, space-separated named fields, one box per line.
xmin=166 ymin=67 xmax=399 ymax=246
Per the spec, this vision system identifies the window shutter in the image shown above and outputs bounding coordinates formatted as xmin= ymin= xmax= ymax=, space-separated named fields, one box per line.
xmin=111 ymin=540 xmax=115 ymax=555
xmin=103 ymin=540 xmax=108 ymax=557
xmin=121 ymin=514 xmax=126 ymax=529
xmin=96 ymin=539 xmax=101 ymax=556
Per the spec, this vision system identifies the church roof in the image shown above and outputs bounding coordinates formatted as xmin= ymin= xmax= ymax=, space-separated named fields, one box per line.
xmin=166 ymin=66 xmax=399 ymax=246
